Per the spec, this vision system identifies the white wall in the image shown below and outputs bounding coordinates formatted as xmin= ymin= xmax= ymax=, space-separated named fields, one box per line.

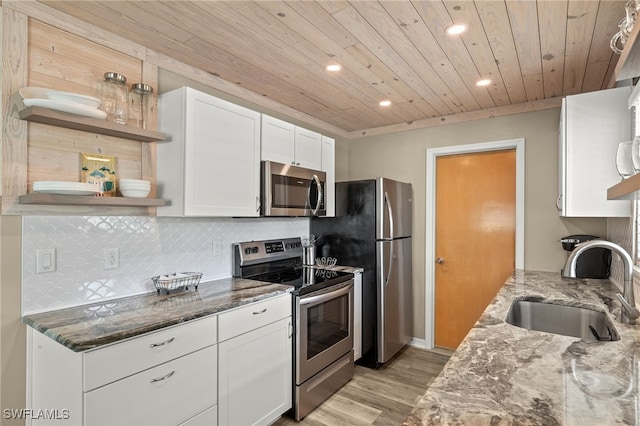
xmin=22 ymin=216 xmax=308 ymax=314
xmin=336 ymin=108 xmax=609 ymax=339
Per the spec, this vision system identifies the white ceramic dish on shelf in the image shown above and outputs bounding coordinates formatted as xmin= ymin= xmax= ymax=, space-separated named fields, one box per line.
xmin=22 ymin=98 xmax=107 ymax=120
xmin=19 ymin=86 xmax=106 ymax=120
xmin=120 ymin=188 xmax=150 ymax=198
xmin=46 ymin=90 xmax=101 ymax=109
xmin=19 ymin=87 xmax=48 ymax=100
xmin=119 ymin=178 xmax=150 ymax=186
xmin=33 ymin=181 xmax=101 ymax=196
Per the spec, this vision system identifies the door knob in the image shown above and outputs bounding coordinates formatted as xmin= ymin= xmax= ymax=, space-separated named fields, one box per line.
xmin=436 ymin=257 xmax=445 ymax=264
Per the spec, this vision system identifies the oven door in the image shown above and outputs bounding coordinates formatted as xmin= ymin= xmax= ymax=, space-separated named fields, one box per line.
xmin=296 ymin=280 xmax=354 ymax=384
xmin=262 ymin=160 xmax=326 ymax=217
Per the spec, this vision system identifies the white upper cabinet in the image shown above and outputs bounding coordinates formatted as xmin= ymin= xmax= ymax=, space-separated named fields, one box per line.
xmin=158 ymin=87 xmax=261 ymax=217
xmin=321 ymin=135 xmax=336 ymax=217
xmin=262 ymin=114 xmax=322 ymax=170
xmin=260 ymin=115 xmax=295 ymax=165
xmin=558 ymin=86 xmax=632 ymax=217
xmin=293 ymin=127 xmax=323 ymax=170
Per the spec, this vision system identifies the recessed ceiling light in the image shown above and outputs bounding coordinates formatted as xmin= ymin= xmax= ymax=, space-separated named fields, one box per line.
xmin=476 ymin=79 xmax=492 ymax=87
xmin=446 ymin=24 xmax=468 ymax=35
xmin=325 ymin=64 xmax=342 ymax=72
xmin=379 ymin=100 xmax=392 ymax=107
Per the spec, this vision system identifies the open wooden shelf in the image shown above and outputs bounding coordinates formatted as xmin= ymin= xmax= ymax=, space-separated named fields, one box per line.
xmin=608 ymin=174 xmax=640 ymax=200
xmin=19 ymin=106 xmax=167 ymax=142
xmin=615 ymin=20 xmax=640 ymax=82
xmin=18 ymin=193 xmax=170 ymax=207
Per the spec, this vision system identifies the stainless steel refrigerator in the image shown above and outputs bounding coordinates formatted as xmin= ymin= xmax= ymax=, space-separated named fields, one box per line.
xmin=310 ymin=178 xmax=413 ymax=368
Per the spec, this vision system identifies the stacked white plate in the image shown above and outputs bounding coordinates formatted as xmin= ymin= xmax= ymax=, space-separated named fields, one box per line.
xmin=33 ymin=181 xmax=101 ymax=196
xmin=119 ymin=179 xmax=150 ymax=198
xmin=19 ymin=87 xmax=106 ymax=120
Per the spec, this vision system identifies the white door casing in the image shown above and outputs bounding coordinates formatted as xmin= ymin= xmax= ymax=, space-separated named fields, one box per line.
xmin=424 ymin=138 xmax=525 ymax=349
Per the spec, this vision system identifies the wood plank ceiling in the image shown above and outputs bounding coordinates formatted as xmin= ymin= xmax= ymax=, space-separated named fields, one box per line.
xmin=38 ymin=0 xmax=627 ymax=137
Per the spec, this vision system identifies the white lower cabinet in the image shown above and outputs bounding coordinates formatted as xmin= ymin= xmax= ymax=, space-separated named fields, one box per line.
xmin=27 ymin=295 xmax=293 ymax=426
xmin=28 ymin=315 xmax=219 ymax=426
xmin=179 ymin=405 xmax=218 ymax=426
xmin=218 ymin=295 xmax=293 ymax=426
xmin=85 ymin=345 xmax=217 ymax=426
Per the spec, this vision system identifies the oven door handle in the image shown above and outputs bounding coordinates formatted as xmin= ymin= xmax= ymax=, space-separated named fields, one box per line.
xmin=299 ymin=281 xmax=352 ymax=306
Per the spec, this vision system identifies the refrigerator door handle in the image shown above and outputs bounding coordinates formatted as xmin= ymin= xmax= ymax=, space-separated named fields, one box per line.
xmin=385 ymin=241 xmax=394 ymax=287
xmin=384 ymin=191 xmax=394 ymax=239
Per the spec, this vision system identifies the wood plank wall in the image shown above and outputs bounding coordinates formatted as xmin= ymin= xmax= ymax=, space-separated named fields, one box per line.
xmin=26 ymin=19 xmax=149 ymax=192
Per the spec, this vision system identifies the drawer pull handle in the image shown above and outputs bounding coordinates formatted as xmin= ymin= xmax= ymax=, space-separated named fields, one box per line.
xmin=149 ymin=337 xmax=175 ymax=348
xmin=253 ymin=308 xmax=267 ymax=315
xmin=149 ymin=370 xmax=175 ymax=383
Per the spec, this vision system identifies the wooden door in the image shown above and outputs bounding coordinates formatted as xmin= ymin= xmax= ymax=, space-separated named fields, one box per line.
xmin=435 ymin=149 xmax=516 ymax=349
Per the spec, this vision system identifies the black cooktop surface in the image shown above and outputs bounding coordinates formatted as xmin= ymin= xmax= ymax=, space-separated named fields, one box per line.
xmin=250 ymin=267 xmax=353 ymax=296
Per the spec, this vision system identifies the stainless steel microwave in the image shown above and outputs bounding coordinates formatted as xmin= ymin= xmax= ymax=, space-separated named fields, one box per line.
xmin=261 ymin=161 xmax=326 ymax=217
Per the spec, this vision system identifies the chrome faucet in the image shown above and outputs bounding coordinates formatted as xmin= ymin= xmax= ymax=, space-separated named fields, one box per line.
xmin=562 ymin=239 xmax=640 ymax=325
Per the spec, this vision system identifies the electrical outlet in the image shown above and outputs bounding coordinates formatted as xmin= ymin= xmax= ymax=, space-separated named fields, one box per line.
xmin=104 ymin=248 xmax=119 ymax=270
xmin=212 ymin=240 xmax=222 ymax=257
xmin=36 ymin=248 xmax=56 ymax=274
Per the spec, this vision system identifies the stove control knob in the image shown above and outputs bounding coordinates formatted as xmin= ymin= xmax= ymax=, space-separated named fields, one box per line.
xmin=285 ymin=243 xmax=291 ymax=249
xmin=244 ymin=248 xmax=252 ymax=255
xmin=252 ymin=247 xmax=259 ymax=254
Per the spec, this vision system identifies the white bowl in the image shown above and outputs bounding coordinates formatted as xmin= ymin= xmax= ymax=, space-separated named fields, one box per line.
xmin=119 ymin=182 xmax=151 ymax=188
xmin=46 ymin=90 xmax=101 ymax=109
xmin=119 ymin=178 xmax=150 ymax=185
xmin=120 ymin=188 xmax=150 ymax=198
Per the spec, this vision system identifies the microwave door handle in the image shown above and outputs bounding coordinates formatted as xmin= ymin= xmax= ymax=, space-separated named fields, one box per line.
xmin=309 ymin=174 xmax=322 ymax=215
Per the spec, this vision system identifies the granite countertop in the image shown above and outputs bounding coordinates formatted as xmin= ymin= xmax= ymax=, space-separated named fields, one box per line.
xmin=405 ymin=269 xmax=640 ymax=426
xmin=23 ymin=277 xmax=292 ymax=352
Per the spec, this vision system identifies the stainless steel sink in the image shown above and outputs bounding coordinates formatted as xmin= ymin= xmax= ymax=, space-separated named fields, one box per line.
xmin=505 ymin=298 xmax=620 ymax=341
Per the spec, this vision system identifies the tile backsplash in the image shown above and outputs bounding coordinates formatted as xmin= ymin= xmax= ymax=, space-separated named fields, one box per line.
xmin=23 ymin=216 xmax=309 ymax=314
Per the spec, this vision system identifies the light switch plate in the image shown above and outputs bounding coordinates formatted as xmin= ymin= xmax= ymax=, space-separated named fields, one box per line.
xmin=36 ymin=248 xmax=56 ymax=274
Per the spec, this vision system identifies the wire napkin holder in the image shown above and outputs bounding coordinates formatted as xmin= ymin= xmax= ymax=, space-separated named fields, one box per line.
xmin=151 ymin=272 xmax=202 ymax=295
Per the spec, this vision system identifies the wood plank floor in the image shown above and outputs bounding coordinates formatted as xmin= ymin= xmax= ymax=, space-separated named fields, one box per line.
xmin=274 ymin=346 xmax=452 ymax=426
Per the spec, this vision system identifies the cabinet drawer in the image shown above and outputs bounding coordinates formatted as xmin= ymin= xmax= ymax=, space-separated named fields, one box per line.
xmin=84 ymin=315 xmax=217 ymax=391
xmin=85 ymin=344 xmax=217 ymax=426
xmin=179 ymin=404 xmax=218 ymax=426
xmin=218 ymin=294 xmax=291 ymax=342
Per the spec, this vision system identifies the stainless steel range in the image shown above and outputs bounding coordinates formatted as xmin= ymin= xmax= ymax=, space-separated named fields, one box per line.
xmin=233 ymin=237 xmax=355 ymax=420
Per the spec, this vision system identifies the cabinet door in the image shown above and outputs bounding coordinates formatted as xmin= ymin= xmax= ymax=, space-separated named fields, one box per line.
xmin=185 ymin=90 xmax=261 ymax=216
xmin=218 ymin=317 xmax=292 ymax=426
xmin=321 ymin=135 xmax=335 ymax=217
xmin=560 ymin=86 xmax=632 ymax=217
xmin=262 ymin=115 xmax=295 ymax=165
xmin=294 ymin=127 xmax=323 ymax=170
xmin=159 ymin=87 xmax=261 ymax=217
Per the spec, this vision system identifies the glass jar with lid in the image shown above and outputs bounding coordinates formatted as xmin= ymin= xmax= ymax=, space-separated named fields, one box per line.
xmin=129 ymin=83 xmax=154 ymax=129
xmin=100 ymin=72 xmax=129 ymax=124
